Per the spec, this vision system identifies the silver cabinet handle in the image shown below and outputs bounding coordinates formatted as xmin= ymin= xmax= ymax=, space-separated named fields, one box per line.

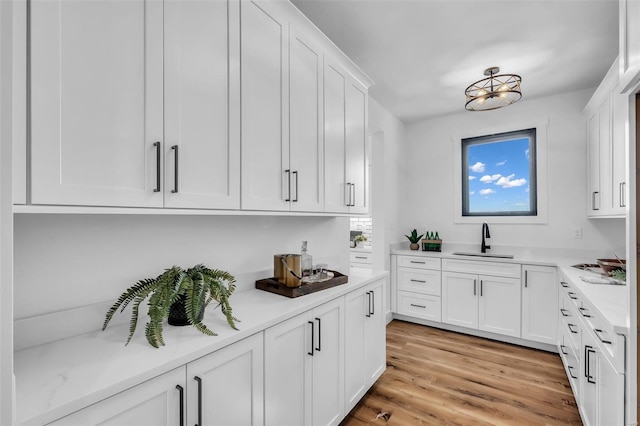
xmin=410 ymin=303 xmax=426 ymax=309
xmin=410 ymin=261 xmax=426 ymax=264
xmin=620 ymin=182 xmax=626 ymax=207
xmin=410 ymin=279 xmax=426 ymax=283
xmin=171 ymin=145 xmax=179 ymax=193
xmin=473 ymin=279 xmax=477 ymax=296
xmin=594 ymin=328 xmax=612 ymax=344
xmin=524 ymin=270 xmax=528 ymax=288
xmin=351 ymin=183 xmax=356 ymax=206
xmin=345 ymin=182 xmax=351 ymax=206
xmin=355 ymin=256 xmax=368 ymax=259
xmin=592 ymin=191 xmax=600 ymax=210
xmin=153 ymin=141 xmax=161 ymax=192
xmin=480 ymin=280 xmax=483 ymax=297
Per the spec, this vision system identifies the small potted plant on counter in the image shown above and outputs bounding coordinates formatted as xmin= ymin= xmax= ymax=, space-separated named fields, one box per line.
xmin=353 ymin=233 xmax=367 ymax=248
xmin=405 ymin=229 xmax=423 ymax=250
xmin=102 ymin=264 xmax=238 ymax=348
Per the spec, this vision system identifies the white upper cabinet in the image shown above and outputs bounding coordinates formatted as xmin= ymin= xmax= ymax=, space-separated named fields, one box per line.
xmin=164 ymin=0 xmax=241 ymax=210
xmin=585 ymin=59 xmax=626 ymax=218
xmin=30 ymin=0 xmax=164 ymax=207
xmin=324 ymin=58 xmax=370 ymax=214
xmin=289 ymin=25 xmax=325 ymax=212
xmin=619 ymin=0 xmax=640 ymax=93
xmin=240 ymin=0 xmax=290 ymax=211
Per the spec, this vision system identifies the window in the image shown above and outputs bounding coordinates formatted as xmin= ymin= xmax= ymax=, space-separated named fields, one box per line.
xmin=461 ymin=128 xmax=537 ymax=216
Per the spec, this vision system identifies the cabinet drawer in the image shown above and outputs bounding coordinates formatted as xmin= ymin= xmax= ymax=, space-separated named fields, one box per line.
xmin=397 ymin=268 xmax=441 ymax=296
xmin=441 ymin=258 xmax=520 ymax=278
xmin=580 ymin=304 xmax=625 ymax=373
xmin=350 ymin=252 xmax=372 ymax=264
xmin=397 ymin=256 xmax=441 ymax=270
xmin=397 ymin=292 xmax=441 ymax=322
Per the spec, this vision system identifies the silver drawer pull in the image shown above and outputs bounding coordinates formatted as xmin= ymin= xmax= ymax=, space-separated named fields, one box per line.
xmin=594 ymin=328 xmax=612 ymax=344
xmin=560 ymin=308 xmax=570 ymax=317
xmin=409 ymin=261 xmax=426 ymax=264
xmin=578 ymin=307 xmax=591 ymax=318
xmin=354 ymin=256 xmax=368 ymax=259
xmin=410 ymin=279 xmax=426 ymax=283
xmin=567 ymin=323 xmax=578 ymax=334
xmin=560 ymin=281 xmax=569 ymax=288
xmin=567 ymin=292 xmax=578 ymax=300
xmin=410 ymin=303 xmax=426 ymax=309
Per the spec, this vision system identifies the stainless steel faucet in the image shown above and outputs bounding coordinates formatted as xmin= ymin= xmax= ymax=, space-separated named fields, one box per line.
xmin=481 ymin=222 xmax=491 ymax=253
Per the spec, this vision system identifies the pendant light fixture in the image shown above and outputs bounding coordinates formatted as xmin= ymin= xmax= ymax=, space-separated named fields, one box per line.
xmin=465 ymin=67 xmax=522 ymax=111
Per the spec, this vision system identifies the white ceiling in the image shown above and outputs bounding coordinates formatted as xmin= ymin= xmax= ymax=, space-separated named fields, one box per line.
xmin=291 ymin=0 xmax=619 ymax=123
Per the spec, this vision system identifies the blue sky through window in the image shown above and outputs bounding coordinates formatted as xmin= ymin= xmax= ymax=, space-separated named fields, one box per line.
xmin=463 ymin=132 xmax=535 ymax=215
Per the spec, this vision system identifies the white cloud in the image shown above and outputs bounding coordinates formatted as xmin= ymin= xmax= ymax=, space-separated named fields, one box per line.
xmin=480 ymin=174 xmax=502 ymax=183
xmin=525 ymin=187 xmax=530 ymax=193
xmin=525 ymin=149 xmax=530 ymax=159
xmin=513 ymin=202 xmax=526 ymax=206
xmin=469 ymin=162 xmax=485 ymax=173
xmin=468 ymin=176 xmax=476 ymax=180
xmin=479 ymin=188 xmax=495 ymax=195
xmin=469 ymin=191 xmax=475 ymax=195
xmin=496 ymin=160 xmax=507 ymax=166
xmin=496 ymin=174 xmax=527 ymax=188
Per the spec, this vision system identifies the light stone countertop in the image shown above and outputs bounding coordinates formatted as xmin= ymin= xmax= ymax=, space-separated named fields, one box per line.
xmin=14 ymin=270 xmax=389 ymax=426
xmin=391 ymin=247 xmax=629 ymax=335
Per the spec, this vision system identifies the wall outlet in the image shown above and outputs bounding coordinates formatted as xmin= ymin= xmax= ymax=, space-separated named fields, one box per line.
xmin=572 ymin=227 xmax=583 ymax=239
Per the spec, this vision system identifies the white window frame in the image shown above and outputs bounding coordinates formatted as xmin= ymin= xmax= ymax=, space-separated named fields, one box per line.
xmin=453 ymin=119 xmax=548 ymax=224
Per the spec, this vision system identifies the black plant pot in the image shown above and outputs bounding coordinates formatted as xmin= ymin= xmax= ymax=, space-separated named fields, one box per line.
xmin=168 ymin=294 xmax=205 ymax=326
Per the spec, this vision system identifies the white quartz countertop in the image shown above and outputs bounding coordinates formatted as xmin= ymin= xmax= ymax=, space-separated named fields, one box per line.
xmin=14 ymin=270 xmax=388 ymax=426
xmin=392 ymin=248 xmax=629 ymax=335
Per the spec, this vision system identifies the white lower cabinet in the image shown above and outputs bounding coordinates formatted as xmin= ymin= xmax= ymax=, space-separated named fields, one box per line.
xmin=47 ymin=367 xmax=184 ymax=426
xmin=441 ymin=271 xmax=520 ymax=338
xmin=344 ymin=280 xmax=385 ymax=413
xmin=186 ymin=332 xmax=264 ymax=426
xmin=521 ymin=265 xmax=558 ymax=345
xmin=264 ymin=297 xmax=345 ymax=426
xmin=48 ymin=332 xmax=264 ymax=426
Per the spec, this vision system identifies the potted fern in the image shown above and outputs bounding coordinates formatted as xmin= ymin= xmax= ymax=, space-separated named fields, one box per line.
xmin=103 ymin=264 xmax=238 ymax=348
xmin=405 ymin=229 xmax=423 ymax=250
xmin=353 ymin=233 xmax=367 ymax=248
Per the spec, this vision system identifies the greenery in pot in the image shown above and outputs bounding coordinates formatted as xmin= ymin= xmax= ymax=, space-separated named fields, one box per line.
xmin=353 ymin=234 xmax=368 ymax=245
xmin=405 ymin=229 xmax=423 ymax=244
xmin=102 ymin=264 xmax=238 ymax=348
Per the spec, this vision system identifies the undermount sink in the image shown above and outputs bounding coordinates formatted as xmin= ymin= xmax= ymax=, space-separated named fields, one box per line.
xmin=452 ymin=252 xmax=515 ymax=259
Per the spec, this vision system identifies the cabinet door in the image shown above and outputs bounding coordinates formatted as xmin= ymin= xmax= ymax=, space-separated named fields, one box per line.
xmin=344 ymin=285 xmax=367 ymax=412
xmin=164 ymin=0 xmax=240 ymax=209
xmin=611 ymin=88 xmax=627 ymax=214
xmin=597 ymin=96 xmax=612 ymax=214
xmin=580 ymin=330 xmax=598 ymax=426
xmin=264 ymin=310 xmax=313 ymax=426
xmin=364 ymin=281 xmax=386 ymax=385
xmin=596 ymin=350 xmax=625 ymax=425
xmin=478 ymin=275 xmax=521 ymax=338
xmin=345 ymin=79 xmax=368 ymax=214
xmin=30 ymin=0 xmax=163 ymax=207
xmin=587 ymin=111 xmax=601 ymax=215
xmin=521 ymin=265 xmax=557 ymax=344
xmin=442 ymin=272 xmax=478 ymax=329
xmin=48 ymin=367 xmax=184 ymax=426
xmin=289 ymin=25 xmax=324 ymax=212
xmin=312 ymin=298 xmax=345 ymax=426
xmin=186 ymin=333 xmax=264 ymax=426
xmin=324 ymin=59 xmax=348 ymax=213
xmin=240 ymin=0 xmax=289 ymax=211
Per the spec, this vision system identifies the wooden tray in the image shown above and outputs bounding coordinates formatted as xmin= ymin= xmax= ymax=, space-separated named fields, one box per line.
xmin=256 ymin=270 xmax=348 ymax=298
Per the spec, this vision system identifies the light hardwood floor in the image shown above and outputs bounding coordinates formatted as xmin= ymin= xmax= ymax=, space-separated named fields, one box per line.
xmin=341 ymin=320 xmax=582 ymax=425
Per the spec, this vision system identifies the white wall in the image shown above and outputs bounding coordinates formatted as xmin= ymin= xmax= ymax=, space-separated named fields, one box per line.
xmin=401 ymin=88 xmax=626 ymax=253
xmin=14 ymin=214 xmax=349 ymax=319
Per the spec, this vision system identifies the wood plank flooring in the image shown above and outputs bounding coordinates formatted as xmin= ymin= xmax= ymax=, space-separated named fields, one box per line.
xmin=341 ymin=320 xmax=582 ymax=425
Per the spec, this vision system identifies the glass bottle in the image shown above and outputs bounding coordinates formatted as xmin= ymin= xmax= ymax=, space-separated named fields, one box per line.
xmin=301 ymin=241 xmax=313 ymax=278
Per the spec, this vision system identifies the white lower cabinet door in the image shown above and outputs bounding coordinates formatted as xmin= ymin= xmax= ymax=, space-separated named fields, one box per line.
xmin=264 ymin=310 xmax=313 ymax=426
xmin=311 ymin=298 xmax=345 ymax=426
xmin=264 ymin=297 xmax=345 ymax=426
xmin=478 ymin=275 xmax=521 ymax=338
xmin=521 ymin=265 xmax=558 ymax=344
xmin=441 ymin=271 xmax=478 ymax=329
xmin=186 ymin=332 xmax=264 ymax=426
xmin=47 ymin=367 xmax=185 ymax=426
xmin=344 ymin=279 xmax=386 ymax=413
xmin=596 ymin=351 xmax=624 ymax=425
